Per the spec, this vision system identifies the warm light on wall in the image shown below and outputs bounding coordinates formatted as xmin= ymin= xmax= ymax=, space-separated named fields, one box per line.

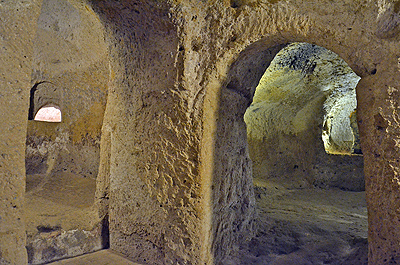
xmin=34 ymin=106 xmax=62 ymax=122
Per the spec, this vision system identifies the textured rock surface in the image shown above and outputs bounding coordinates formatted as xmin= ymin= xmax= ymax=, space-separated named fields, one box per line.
xmin=244 ymin=42 xmax=364 ymax=191
xmin=0 ymin=1 xmax=41 ymax=264
xmin=26 ymin=229 xmax=103 ymax=265
xmin=90 ymin=2 xmax=208 ymax=264
xmin=1 ymin=0 xmax=400 ymax=264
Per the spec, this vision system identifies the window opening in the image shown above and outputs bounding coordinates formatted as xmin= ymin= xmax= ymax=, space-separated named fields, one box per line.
xmin=34 ymin=105 xmax=62 ymax=122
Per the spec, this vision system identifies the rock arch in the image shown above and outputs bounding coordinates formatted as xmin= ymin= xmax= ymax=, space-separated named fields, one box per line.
xmin=244 ymin=42 xmax=366 ymax=263
xmin=24 ymin=0 xmax=110 ymax=263
xmin=244 ymin=42 xmax=364 ymax=190
xmin=199 ymin=2 xmax=400 ymax=264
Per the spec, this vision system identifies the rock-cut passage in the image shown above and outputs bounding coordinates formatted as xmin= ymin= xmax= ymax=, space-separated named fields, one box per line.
xmin=24 ymin=0 xmax=110 ymax=263
xmin=240 ymin=43 xmax=367 ymax=264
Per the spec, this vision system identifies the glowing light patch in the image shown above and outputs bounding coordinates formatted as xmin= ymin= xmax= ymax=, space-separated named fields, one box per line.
xmin=34 ymin=106 xmax=62 ymax=122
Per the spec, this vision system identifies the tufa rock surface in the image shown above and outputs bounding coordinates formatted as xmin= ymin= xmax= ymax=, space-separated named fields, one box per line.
xmin=0 ymin=0 xmax=400 ymax=264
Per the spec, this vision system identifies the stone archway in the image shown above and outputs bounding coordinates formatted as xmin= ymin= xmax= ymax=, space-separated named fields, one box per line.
xmin=204 ymin=40 xmax=367 ymax=264
xmin=245 ymin=42 xmax=364 ymax=191
xmin=241 ymin=42 xmax=367 ymax=264
xmin=24 ymin=0 xmax=110 ymax=263
xmin=199 ymin=2 xmax=400 ymax=263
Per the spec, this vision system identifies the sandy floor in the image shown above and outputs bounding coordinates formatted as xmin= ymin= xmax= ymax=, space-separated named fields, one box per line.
xmin=25 ymin=173 xmax=367 ymax=264
xmin=25 ymin=172 xmax=98 ymax=234
xmin=233 ymin=181 xmax=368 ymax=265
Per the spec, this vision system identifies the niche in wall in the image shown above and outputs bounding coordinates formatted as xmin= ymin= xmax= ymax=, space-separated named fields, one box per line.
xmin=24 ymin=81 xmax=105 ymax=265
xmin=241 ymin=43 xmax=367 ymax=264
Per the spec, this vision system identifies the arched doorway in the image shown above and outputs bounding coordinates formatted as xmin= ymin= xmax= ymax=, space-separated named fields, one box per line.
xmin=242 ymin=42 xmax=367 ymax=264
xmin=24 ymin=1 xmax=110 ymax=263
xmin=206 ymin=39 xmax=368 ymax=264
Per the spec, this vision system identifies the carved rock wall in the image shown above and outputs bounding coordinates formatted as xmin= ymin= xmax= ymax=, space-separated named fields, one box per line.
xmin=0 ymin=2 xmax=41 ymax=264
xmin=244 ymin=42 xmax=364 ymax=191
xmin=91 ymin=2 xmax=203 ymax=264
xmin=1 ymin=0 xmax=400 ymax=264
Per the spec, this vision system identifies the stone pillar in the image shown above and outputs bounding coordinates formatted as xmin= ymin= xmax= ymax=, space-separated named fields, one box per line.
xmin=91 ymin=1 xmax=203 ymax=264
xmin=357 ymin=56 xmax=400 ymax=264
xmin=0 ymin=1 xmax=41 ymax=264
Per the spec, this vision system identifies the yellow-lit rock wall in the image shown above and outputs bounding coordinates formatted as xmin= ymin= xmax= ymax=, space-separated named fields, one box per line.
xmin=0 ymin=2 xmax=41 ymax=264
xmin=90 ymin=2 xmax=204 ymax=264
xmin=244 ymin=42 xmax=364 ymax=191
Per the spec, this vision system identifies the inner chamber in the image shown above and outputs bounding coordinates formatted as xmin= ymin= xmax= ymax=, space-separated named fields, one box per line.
xmin=24 ymin=0 xmax=109 ymax=264
xmin=242 ymin=43 xmax=367 ymax=264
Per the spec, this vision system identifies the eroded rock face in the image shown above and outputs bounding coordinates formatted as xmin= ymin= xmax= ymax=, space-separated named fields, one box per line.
xmin=244 ymin=42 xmax=364 ymax=191
xmin=26 ymin=229 xmax=103 ymax=265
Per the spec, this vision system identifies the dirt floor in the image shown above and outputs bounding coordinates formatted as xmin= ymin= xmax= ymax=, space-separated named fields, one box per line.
xmin=24 ymin=172 xmax=367 ymax=265
xmin=233 ymin=180 xmax=368 ymax=265
xmin=25 ymin=172 xmax=97 ymax=235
